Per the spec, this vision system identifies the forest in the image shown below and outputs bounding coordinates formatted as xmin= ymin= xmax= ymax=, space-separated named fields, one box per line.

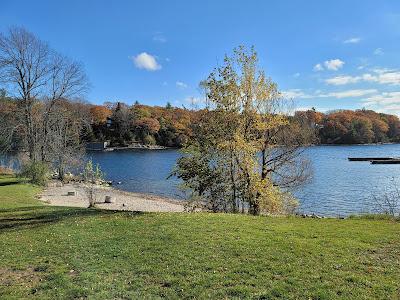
xmin=295 ymin=108 xmax=400 ymax=144
xmin=2 ymin=90 xmax=400 ymax=150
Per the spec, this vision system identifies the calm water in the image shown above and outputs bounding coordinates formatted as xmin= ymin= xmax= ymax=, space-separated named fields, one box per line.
xmin=87 ymin=144 xmax=400 ymax=216
xmin=3 ymin=145 xmax=400 ymax=216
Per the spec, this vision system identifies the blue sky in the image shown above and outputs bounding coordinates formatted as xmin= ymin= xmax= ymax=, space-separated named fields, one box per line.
xmin=1 ymin=0 xmax=400 ymax=114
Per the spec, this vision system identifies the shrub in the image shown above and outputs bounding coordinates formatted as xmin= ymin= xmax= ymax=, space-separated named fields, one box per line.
xmin=19 ymin=161 xmax=50 ymax=186
xmin=143 ymin=134 xmax=156 ymax=145
xmin=82 ymin=160 xmax=104 ymax=208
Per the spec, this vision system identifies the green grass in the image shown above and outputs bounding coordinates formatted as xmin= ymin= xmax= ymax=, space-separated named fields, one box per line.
xmin=0 ymin=175 xmax=42 ymax=209
xmin=0 ymin=175 xmax=400 ymax=299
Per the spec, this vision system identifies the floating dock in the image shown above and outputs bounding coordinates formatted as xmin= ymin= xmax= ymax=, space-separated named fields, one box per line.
xmin=348 ymin=157 xmax=400 ymax=164
xmin=348 ymin=157 xmax=394 ymax=161
xmin=371 ymin=159 xmax=400 ymax=164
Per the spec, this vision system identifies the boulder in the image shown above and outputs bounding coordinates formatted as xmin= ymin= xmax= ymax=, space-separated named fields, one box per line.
xmin=105 ymin=196 xmax=114 ymax=203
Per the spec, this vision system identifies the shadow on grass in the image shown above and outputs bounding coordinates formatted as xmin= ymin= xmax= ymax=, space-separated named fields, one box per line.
xmin=0 ymin=180 xmax=21 ymax=186
xmin=0 ymin=206 xmax=144 ymax=233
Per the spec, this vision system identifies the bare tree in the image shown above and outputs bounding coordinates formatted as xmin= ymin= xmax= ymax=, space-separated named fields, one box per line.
xmin=41 ymin=54 xmax=88 ymax=162
xmin=46 ymin=100 xmax=90 ymax=180
xmin=0 ymin=27 xmax=50 ymax=161
xmin=0 ymin=26 xmax=89 ymax=176
xmin=373 ymin=178 xmax=400 ymax=217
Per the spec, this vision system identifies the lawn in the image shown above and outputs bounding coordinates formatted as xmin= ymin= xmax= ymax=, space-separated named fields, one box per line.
xmin=0 ymin=175 xmax=399 ymax=299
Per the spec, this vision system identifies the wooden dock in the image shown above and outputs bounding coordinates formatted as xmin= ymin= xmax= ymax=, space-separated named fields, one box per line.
xmin=348 ymin=157 xmax=400 ymax=164
xmin=371 ymin=159 xmax=400 ymax=164
xmin=348 ymin=157 xmax=394 ymax=161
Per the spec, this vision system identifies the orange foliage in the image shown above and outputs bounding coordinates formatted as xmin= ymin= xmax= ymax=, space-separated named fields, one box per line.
xmin=90 ymin=105 xmax=112 ymax=125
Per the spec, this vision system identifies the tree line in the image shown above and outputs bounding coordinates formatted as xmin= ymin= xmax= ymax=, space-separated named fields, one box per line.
xmin=76 ymin=103 xmax=400 ymax=148
xmin=4 ymin=91 xmax=398 ymax=154
xmin=87 ymin=101 xmax=196 ymax=147
xmin=295 ymin=109 xmax=400 ymax=144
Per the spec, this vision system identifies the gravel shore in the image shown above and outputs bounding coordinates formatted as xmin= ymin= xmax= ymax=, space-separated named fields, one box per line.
xmin=39 ymin=182 xmax=185 ymax=212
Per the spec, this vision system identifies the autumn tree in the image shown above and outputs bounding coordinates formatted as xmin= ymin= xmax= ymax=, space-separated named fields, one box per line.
xmin=387 ymin=115 xmax=400 ymax=141
xmin=134 ymin=117 xmax=160 ymax=144
xmin=173 ymin=46 xmax=313 ymax=215
xmin=310 ymin=109 xmax=399 ymax=144
xmin=90 ymin=105 xmax=112 ymax=125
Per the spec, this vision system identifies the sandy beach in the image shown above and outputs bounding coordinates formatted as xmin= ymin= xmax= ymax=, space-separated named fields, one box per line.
xmin=39 ymin=182 xmax=185 ymax=212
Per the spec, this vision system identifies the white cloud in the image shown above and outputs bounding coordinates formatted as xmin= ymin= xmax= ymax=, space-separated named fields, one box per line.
xmin=313 ymin=63 xmax=324 ymax=71
xmin=362 ymin=91 xmax=400 ymax=114
xmin=373 ymin=48 xmax=384 ymax=55
xmin=363 ymin=92 xmax=400 ymax=106
xmin=325 ymin=75 xmax=361 ymax=85
xmin=325 ymin=69 xmax=400 ymax=86
xmin=324 ymin=89 xmax=377 ymax=99
xmin=283 ymin=89 xmax=313 ymax=99
xmin=132 ymin=52 xmax=161 ymax=71
xmin=372 ymin=68 xmax=392 ymax=74
xmin=293 ymin=72 xmax=300 ymax=78
xmin=314 ymin=59 xmax=345 ymax=71
xmin=283 ymin=88 xmax=377 ymax=99
xmin=176 ymin=81 xmax=188 ymax=89
xmin=324 ymin=59 xmax=345 ymax=71
xmin=371 ymin=71 xmax=400 ymax=85
xmin=344 ymin=37 xmax=361 ymax=44
xmin=377 ymin=104 xmax=400 ymax=114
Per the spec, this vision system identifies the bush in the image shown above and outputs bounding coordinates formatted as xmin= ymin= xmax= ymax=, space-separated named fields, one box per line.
xmin=82 ymin=160 xmax=104 ymax=208
xmin=143 ymin=135 xmax=156 ymax=145
xmin=19 ymin=161 xmax=50 ymax=186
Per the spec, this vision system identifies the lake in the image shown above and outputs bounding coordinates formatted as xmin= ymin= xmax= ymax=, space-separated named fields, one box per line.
xmin=3 ymin=144 xmax=400 ymax=216
xmin=86 ymin=144 xmax=400 ymax=216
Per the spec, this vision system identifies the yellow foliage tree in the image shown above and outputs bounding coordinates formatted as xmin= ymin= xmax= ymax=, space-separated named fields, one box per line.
xmin=174 ymin=46 xmax=313 ymax=215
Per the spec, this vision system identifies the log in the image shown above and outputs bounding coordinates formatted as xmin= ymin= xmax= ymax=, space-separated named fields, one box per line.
xmin=67 ymin=191 xmax=76 ymax=196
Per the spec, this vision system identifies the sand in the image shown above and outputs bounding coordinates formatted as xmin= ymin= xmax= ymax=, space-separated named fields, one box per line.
xmin=39 ymin=182 xmax=185 ymax=212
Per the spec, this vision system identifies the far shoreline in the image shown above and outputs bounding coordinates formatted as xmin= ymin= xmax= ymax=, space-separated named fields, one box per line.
xmin=87 ymin=144 xmax=178 ymax=152
xmin=86 ymin=142 xmax=400 ymax=153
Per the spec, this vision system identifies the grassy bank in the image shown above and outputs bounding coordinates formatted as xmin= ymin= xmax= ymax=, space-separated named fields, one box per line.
xmin=0 ymin=175 xmax=399 ymax=299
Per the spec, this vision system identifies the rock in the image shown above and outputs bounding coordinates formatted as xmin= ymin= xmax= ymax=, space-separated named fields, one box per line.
xmin=117 ymin=181 xmax=122 ymax=185
xmin=105 ymin=196 xmax=113 ymax=203
xmin=67 ymin=191 xmax=76 ymax=196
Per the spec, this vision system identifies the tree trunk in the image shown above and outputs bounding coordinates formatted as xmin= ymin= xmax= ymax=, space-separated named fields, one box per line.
xmin=230 ymin=147 xmax=237 ymax=213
